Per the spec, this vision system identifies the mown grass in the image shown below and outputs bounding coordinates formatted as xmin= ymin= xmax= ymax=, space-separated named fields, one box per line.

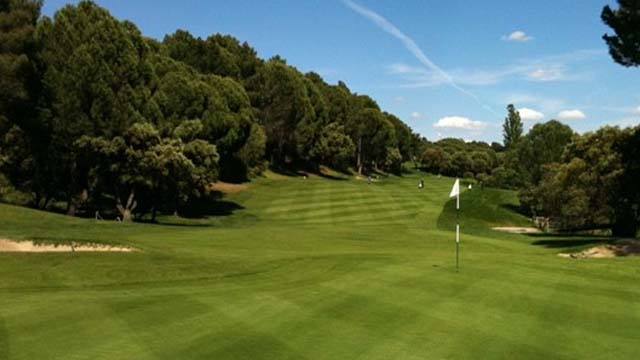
xmin=0 ymin=173 xmax=638 ymax=359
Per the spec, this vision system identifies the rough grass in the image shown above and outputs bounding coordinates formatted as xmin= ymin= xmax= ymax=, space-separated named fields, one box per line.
xmin=0 ymin=173 xmax=638 ymax=359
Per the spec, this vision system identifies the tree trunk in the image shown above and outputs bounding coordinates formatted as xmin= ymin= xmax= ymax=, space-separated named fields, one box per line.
xmin=66 ymin=189 xmax=88 ymax=216
xmin=116 ymin=189 xmax=137 ymax=222
xmin=67 ymin=201 xmax=77 ymax=217
xmin=121 ymin=208 xmax=133 ymax=222
xmin=42 ymin=196 xmax=51 ymax=210
xmin=357 ymin=136 xmax=362 ymax=175
xmin=612 ymin=206 xmax=638 ymax=238
xmin=151 ymin=206 xmax=157 ymax=222
xmin=612 ymin=220 xmax=637 ymax=238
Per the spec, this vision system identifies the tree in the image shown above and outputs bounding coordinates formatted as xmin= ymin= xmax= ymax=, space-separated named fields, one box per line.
xmin=0 ymin=0 xmax=44 ymax=204
xmin=526 ymin=126 xmax=637 ymax=236
xmin=348 ymin=108 xmax=395 ymax=173
xmin=470 ymin=151 xmax=492 ymax=175
xmin=602 ymin=0 xmax=640 ymax=67
xmin=163 ymin=30 xmax=263 ymax=82
xmin=451 ymin=152 xmax=473 ymax=178
xmin=384 ymin=146 xmax=403 ymax=174
xmin=0 ymin=0 xmax=425 ymax=219
xmin=502 ymin=104 xmax=523 ymax=149
xmin=421 ymin=147 xmax=449 ymax=174
xmin=385 ymin=113 xmax=415 ymax=162
xmin=321 ymin=124 xmax=355 ymax=171
xmin=76 ymin=123 xmax=218 ymax=221
xmin=517 ymin=120 xmax=574 ymax=185
xmin=247 ymin=58 xmax=314 ymax=165
xmin=149 ymin=54 xmax=261 ymax=182
xmin=0 ymin=0 xmax=42 ymax=123
xmin=487 ymin=166 xmax=524 ymax=190
xmin=35 ymin=1 xmax=156 ymax=213
xmin=615 ymin=125 xmax=640 ymax=236
xmin=236 ymin=123 xmax=267 ymax=177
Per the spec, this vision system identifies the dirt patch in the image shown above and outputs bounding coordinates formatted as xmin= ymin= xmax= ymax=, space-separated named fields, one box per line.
xmin=211 ymin=182 xmax=249 ymax=194
xmin=559 ymin=239 xmax=640 ymax=259
xmin=492 ymin=227 xmax=541 ymax=234
xmin=0 ymin=239 xmax=137 ymax=253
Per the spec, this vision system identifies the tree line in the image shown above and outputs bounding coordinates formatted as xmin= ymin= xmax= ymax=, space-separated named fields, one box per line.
xmin=0 ymin=0 xmax=422 ymax=221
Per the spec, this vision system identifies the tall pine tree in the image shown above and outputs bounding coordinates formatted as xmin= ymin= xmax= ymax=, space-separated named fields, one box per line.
xmin=502 ymin=104 xmax=523 ymax=149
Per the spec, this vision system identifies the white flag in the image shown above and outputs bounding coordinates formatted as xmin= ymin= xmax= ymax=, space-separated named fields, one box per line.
xmin=449 ymin=178 xmax=460 ymax=198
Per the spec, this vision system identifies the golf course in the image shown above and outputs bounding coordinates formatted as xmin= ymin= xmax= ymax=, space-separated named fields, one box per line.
xmin=1 ymin=173 xmax=638 ymax=359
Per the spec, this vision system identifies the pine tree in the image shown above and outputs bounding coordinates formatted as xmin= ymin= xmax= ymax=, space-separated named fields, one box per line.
xmin=502 ymin=104 xmax=523 ymax=149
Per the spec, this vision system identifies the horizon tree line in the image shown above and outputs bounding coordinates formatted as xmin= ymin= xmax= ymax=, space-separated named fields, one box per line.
xmin=1 ymin=0 xmax=638 ymax=236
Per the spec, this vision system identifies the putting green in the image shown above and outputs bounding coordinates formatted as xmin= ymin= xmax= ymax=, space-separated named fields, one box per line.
xmin=0 ymin=173 xmax=638 ymax=359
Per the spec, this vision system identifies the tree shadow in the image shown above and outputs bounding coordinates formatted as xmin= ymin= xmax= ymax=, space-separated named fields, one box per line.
xmin=500 ymin=203 xmax=529 ymax=217
xmin=269 ymin=166 xmax=350 ymax=181
xmin=269 ymin=167 xmax=308 ymax=177
xmin=530 ymin=238 xmax=616 ymax=249
xmin=179 ymin=200 xmax=245 ymax=219
xmin=316 ymin=172 xmax=348 ymax=181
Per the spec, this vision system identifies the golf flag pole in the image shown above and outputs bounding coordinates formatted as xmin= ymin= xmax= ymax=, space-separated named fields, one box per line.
xmin=449 ymin=179 xmax=460 ymax=272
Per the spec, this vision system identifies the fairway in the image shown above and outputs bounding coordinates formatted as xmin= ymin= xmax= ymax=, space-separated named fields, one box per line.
xmin=0 ymin=173 xmax=638 ymax=359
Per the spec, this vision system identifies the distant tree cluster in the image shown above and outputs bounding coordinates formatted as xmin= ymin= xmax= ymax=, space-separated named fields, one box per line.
xmin=521 ymin=126 xmax=640 ymax=237
xmin=418 ymin=102 xmax=639 ymax=237
xmin=420 ymin=138 xmax=497 ymax=180
xmin=0 ymin=1 xmax=423 ymax=220
xmin=498 ymin=105 xmax=639 ymax=237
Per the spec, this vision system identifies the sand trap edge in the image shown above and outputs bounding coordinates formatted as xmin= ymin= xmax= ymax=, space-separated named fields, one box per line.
xmin=0 ymin=239 xmax=138 ymax=253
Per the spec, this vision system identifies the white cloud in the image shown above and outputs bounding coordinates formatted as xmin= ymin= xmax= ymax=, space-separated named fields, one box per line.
xmin=410 ymin=111 xmax=422 ymax=119
xmin=393 ymin=96 xmax=406 ymax=103
xmin=434 ymin=116 xmax=487 ymax=130
xmin=557 ymin=109 xmax=586 ymax=120
xmin=519 ymin=108 xmax=545 ymax=122
xmin=502 ymin=31 xmax=533 ymax=42
xmin=527 ymin=68 xmax=564 ymax=82
xmin=634 ymin=106 xmax=640 ymax=115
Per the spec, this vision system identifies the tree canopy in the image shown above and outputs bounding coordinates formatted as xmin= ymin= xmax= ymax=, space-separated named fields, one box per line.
xmin=602 ymin=0 xmax=640 ymax=67
xmin=502 ymin=104 xmax=523 ymax=149
xmin=0 ymin=0 xmax=422 ymax=220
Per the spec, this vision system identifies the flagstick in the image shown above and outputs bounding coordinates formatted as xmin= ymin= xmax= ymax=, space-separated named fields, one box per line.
xmin=449 ymin=178 xmax=461 ymax=273
xmin=456 ymin=181 xmax=460 ymax=273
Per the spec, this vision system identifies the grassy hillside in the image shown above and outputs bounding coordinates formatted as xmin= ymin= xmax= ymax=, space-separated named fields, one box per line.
xmin=0 ymin=173 xmax=638 ymax=359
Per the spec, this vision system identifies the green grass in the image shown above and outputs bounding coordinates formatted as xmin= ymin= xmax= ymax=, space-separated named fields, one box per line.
xmin=0 ymin=173 xmax=638 ymax=359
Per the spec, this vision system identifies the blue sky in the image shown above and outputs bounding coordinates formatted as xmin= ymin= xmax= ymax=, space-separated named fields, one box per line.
xmin=42 ymin=0 xmax=640 ymax=143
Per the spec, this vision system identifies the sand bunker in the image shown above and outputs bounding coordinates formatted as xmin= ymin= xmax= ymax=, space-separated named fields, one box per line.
xmin=559 ymin=239 xmax=640 ymax=259
xmin=492 ymin=227 xmax=541 ymax=234
xmin=0 ymin=239 xmax=136 ymax=253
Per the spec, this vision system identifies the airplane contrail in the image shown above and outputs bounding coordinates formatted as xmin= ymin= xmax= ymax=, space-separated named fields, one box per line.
xmin=342 ymin=0 xmax=498 ymax=116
